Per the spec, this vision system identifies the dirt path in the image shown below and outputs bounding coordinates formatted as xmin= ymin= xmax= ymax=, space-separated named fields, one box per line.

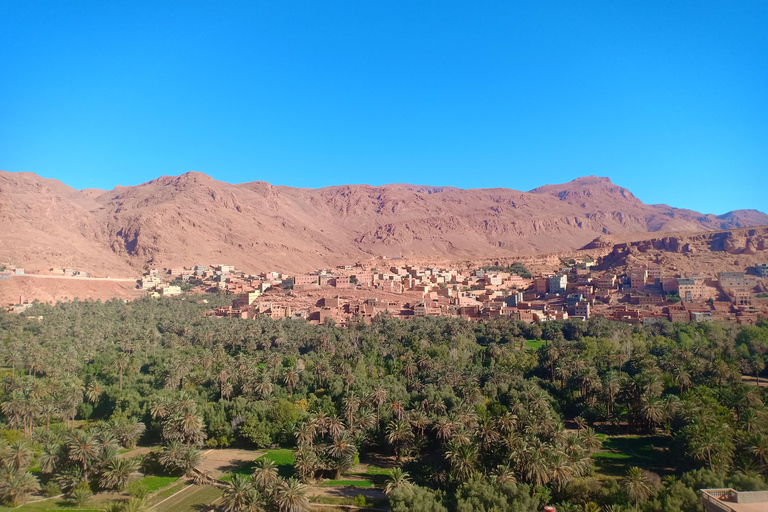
xmin=120 ymin=446 xmax=153 ymax=458
xmin=742 ymin=375 xmax=768 ymax=388
xmin=307 ymin=485 xmax=387 ymax=501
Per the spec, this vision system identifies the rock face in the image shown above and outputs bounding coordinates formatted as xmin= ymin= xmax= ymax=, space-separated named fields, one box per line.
xmin=595 ymin=226 xmax=768 ymax=269
xmin=1 ymin=171 xmax=767 ymax=275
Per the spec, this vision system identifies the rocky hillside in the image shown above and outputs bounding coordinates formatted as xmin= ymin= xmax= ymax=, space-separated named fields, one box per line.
xmin=1 ymin=170 xmax=766 ymax=275
xmin=589 ymin=226 xmax=768 ymax=276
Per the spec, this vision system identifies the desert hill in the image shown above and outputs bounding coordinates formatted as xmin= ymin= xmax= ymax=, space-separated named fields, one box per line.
xmin=1 ymin=170 xmax=766 ymax=276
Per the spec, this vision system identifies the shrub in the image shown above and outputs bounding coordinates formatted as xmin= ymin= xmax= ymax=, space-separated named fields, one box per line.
xmin=68 ymin=482 xmax=92 ymax=506
xmin=128 ymin=480 xmax=150 ymax=500
xmin=43 ymin=481 xmax=62 ymax=497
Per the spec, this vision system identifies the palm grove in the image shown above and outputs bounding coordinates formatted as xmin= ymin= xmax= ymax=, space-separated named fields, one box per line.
xmin=0 ymin=294 xmax=767 ymax=512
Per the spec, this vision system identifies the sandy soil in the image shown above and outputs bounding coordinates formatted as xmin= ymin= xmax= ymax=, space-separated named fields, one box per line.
xmin=198 ymin=448 xmax=263 ymax=478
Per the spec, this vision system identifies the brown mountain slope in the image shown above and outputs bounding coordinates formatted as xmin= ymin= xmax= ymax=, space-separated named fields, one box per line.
xmin=1 ymin=171 xmax=766 ymax=275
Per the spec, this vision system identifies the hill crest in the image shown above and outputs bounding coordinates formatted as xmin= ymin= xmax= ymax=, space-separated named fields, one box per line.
xmin=1 ymin=170 xmax=766 ymax=275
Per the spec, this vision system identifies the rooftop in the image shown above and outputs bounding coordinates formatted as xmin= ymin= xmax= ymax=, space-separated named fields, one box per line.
xmin=701 ymin=489 xmax=768 ymax=512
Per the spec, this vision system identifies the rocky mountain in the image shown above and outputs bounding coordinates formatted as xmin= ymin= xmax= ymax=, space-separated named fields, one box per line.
xmin=1 ymin=170 xmax=766 ymax=275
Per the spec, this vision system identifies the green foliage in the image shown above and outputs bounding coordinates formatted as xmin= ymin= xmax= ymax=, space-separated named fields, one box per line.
xmin=67 ymin=481 xmax=93 ymax=506
xmin=0 ymin=294 xmax=767 ymax=511
xmin=480 ymin=262 xmax=533 ymax=278
xmin=127 ymin=479 xmax=150 ymax=499
xmin=389 ymin=484 xmax=447 ymax=512
xmin=138 ymin=475 xmax=179 ymax=492
xmin=43 ymin=480 xmax=62 ymax=497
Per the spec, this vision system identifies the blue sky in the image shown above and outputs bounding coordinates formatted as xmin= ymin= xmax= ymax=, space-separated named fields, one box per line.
xmin=1 ymin=1 xmax=766 ymax=214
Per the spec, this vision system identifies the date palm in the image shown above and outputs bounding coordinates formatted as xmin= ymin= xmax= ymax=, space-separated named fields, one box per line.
xmin=445 ymin=442 xmax=478 ymax=483
xmin=384 ymin=468 xmax=412 ymax=495
xmin=0 ymin=468 xmax=39 ymax=505
xmin=370 ymin=386 xmax=387 ymax=428
xmin=222 ymin=474 xmax=259 ymax=512
xmin=252 ymin=458 xmax=278 ymax=490
xmin=112 ymin=352 xmax=131 ymax=391
xmin=66 ymin=430 xmax=100 ymax=473
xmin=326 ymin=416 xmax=345 ymax=441
xmin=386 ymin=420 xmax=414 ymax=462
xmin=326 ymin=433 xmax=356 ymax=478
xmin=283 ymin=369 xmax=299 ymax=398
xmin=623 ymin=467 xmax=653 ymax=511
xmin=100 ymin=456 xmax=139 ymax=490
xmin=85 ymin=381 xmax=103 ymax=403
xmin=276 ymin=478 xmax=310 ymax=512
xmin=3 ymin=441 xmax=34 ymax=471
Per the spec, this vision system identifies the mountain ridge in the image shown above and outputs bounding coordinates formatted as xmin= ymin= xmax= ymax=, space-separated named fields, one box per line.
xmin=1 ymin=170 xmax=766 ymax=275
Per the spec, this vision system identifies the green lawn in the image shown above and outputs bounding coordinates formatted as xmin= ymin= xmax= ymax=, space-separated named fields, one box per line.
xmin=150 ymin=481 xmax=189 ymax=502
xmin=525 ymin=340 xmax=546 ymax=350
xmin=363 ymin=466 xmax=391 ymax=476
xmin=139 ymin=475 xmax=180 ymax=492
xmin=223 ymin=448 xmax=296 ymax=482
xmin=257 ymin=449 xmax=295 ymax=478
xmin=593 ymin=435 xmax=672 ymax=477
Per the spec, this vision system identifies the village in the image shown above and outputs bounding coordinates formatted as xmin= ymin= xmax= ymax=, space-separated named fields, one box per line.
xmin=124 ymin=258 xmax=768 ymax=328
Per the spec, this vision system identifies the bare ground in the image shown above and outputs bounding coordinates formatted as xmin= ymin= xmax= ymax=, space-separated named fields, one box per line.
xmin=199 ymin=448 xmax=263 ymax=478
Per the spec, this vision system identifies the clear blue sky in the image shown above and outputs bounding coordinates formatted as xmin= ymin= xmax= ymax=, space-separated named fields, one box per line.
xmin=1 ymin=1 xmax=766 ymax=214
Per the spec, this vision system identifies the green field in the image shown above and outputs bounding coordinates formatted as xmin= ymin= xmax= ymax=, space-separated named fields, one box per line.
xmin=140 ymin=475 xmax=180 ymax=492
xmin=223 ymin=448 xmax=296 ymax=482
xmin=593 ymin=435 xmax=672 ymax=477
xmin=525 ymin=339 xmax=546 ymax=350
xmin=258 ymin=449 xmax=295 ymax=478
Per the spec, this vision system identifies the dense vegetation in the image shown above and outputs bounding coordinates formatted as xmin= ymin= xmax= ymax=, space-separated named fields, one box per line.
xmin=1 ymin=295 xmax=767 ymax=511
xmin=480 ymin=262 xmax=532 ymax=279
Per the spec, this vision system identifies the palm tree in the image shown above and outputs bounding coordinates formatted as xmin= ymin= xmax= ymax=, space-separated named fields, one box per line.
xmin=179 ymin=447 xmax=202 ymax=476
xmin=433 ymin=416 xmax=455 ymax=444
xmin=326 ymin=433 xmax=356 ymax=478
xmin=85 ymin=381 xmax=103 ymax=403
xmin=343 ymin=394 xmax=360 ymax=434
xmin=159 ymin=440 xmax=185 ymax=470
xmin=0 ymin=469 xmax=39 ymax=505
xmin=370 ymin=386 xmax=387 ymax=428
xmin=252 ymin=458 xmax=278 ymax=490
xmin=275 ymin=478 xmax=310 ymax=512
xmin=493 ymin=464 xmax=516 ymax=485
xmin=100 ymin=457 xmax=139 ymax=490
xmin=384 ymin=468 xmax=413 ymax=495
xmin=284 ymin=370 xmax=299 ymax=398
xmin=408 ymin=409 xmax=431 ymax=438
xmin=293 ymin=447 xmax=320 ymax=483
xmin=113 ymin=352 xmax=131 ymax=391
xmin=66 ymin=430 xmax=100 ymax=473
xmin=445 ymin=442 xmax=478 ymax=483
xmin=623 ymin=466 xmax=653 ymax=511
xmin=389 ymin=401 xmax=405 ymax=421
xmin=386 ymin=420 xmax=414 ymax=462
xmin=549 ymin=452 xmax=574 ymax=492
xmin=326 ymin=416 xmax=345 ymax=441
xmin=1 ymin=441 xmax=33 ymax=471
xmin=222 ymin=474 xmax=258 ymax=512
